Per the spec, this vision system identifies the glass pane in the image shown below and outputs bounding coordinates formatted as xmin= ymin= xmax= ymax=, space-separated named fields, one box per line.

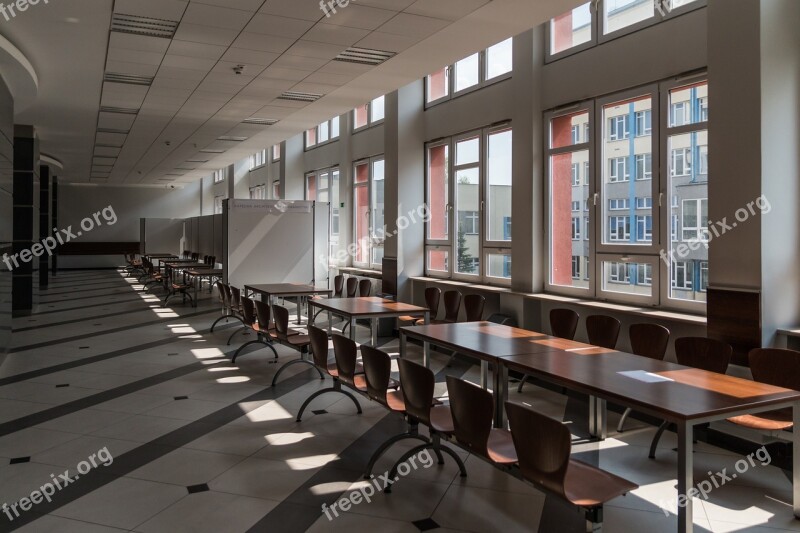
xmin=306 ymin=174 xmax=316 ymax=201
xmin=602 ymin=94 xmax=653 ymax=246
xmin=551 ymin=110 xmax=589 ymax=149
xmin=486 ymin=38 xmax=513 ymax=79
xmin=427 ymin=67 xmax=449 ymax=103
xmin=372 ymin=159 xmax=385 ymax=240
xmin=331 ymin=116 xmax=340 ymax=138
xmin=669 ymin=82 xmax=708 ymax=127
xmin=354 ymin=184 xmax=369 ymax=264
xmin=487 ymin=252 xmax=512 ymax=279
xmin=272 ymin=144 xmax=280 ymax=161
xmin=427 ymin=144 xmax=449 ymax=240
xmin=456 ymin=137 xmax=480 ymax=166
xmin=318 ymin=172 xmax=329 ymax=203
xmin=331 ymin=170 xmax=340 ymax=240
xmin=454 ymin=53 xmax=479 ymax=92
xmin=456 ymin=168 xmax=480 ymax=276
xmin=354 ymin=161 xmax=369 ymax=184
xmin=670 ymin=0 xmax=700 ymax=9
xmin=318 ymin=121 xmax=329 ymax=143
xmin=306 ymin=128 xmax=316 ymax=147
xmin=354 ymin=104 xmax=368 ymax=129
xmin=604 ymin=0 xmax=654 ymax=35
xmin=427 ymin=247 xmax=450 ymax=274
xmin=273 ymin=180 xmax=280 ymax=199
xmin=550 ymin=2 xmax=592 ymax=55
xmin=372 ymin=245 xmax=384 ymax=266
xmin=371 ymin=95 xmax=385 ymax=122
xmin=601 ymin=261 xmax=653 ymax=297
xmin=550 ymin=150 xmax=590 ymax=289
xmin=487 ymin=129 xmax=512 ymax=241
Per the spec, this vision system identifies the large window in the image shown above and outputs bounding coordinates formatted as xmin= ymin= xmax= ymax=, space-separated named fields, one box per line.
xmin=549 ymin=2 xmax=592 ymax=57
xmin=213 ymin=169 xmax=226 ymax=184
xmin=425 ymin=125 xmax=512 ymax=284
xmin=426 ymin=38 xmax=513 ymax=105
xmin=546 ymin=76 xmax=709 ymax=312
xmin=249 ymin=185 xmax=267 ymax=200
xmin=305 ymin=116 xmax=340 ymax=149
xmin=272 ymin=144 xmax=281 ymax=162
xmin=307 ymin=167 xmax=341 ymax=262
xmin=353 ymin=157 xmax=384 ymax=270
xmin=214 ymin=195 xmax=224 ymax=214
xmin=249 ymin=149 xmax=267 ymax=171
xmin=353 ymin=96 xmax=385 ymax=131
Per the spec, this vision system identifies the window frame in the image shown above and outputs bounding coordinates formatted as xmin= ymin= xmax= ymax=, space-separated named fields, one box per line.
xmin=545 ymin=1 xmax=597 ymax=63
xmin=353 ymin=97 xmax=385 ymax=133
xmin=249 ymin=149 xmax=267 ymax=171
xmin=305 ymin=116 xmax=341 ymax=150
xmin=213 ymin=169 xmax=226 ymax=184
xmin=352 ymin=156 xmax=385 ymax=270
xmin=271 ymin=144 xmax=281 ymax=162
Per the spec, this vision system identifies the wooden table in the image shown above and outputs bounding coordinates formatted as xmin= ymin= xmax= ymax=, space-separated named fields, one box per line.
xmin=400 ymin=321 xmax=800 ymax=533
xmin=185 ymin=268 xmax=223 ymax=306
xmin=245 ymin=283 xmax=333 ymax=324
xmin=310 ymin=297 xmax=430 ymax=347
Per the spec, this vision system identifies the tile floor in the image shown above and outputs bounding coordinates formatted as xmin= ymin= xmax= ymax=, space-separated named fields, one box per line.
xmin=0 ymin=270 xmax=796 ymax=532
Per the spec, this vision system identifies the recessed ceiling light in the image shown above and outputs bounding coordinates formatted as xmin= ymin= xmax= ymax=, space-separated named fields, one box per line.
xmin=65 ymin=17 xmax=80 ymax=23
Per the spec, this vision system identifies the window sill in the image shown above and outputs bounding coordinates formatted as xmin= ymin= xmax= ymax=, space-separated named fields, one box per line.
xmin=338 ymin=266 xmax=382 ymax=279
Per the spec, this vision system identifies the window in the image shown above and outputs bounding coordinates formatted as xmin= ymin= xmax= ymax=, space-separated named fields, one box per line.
xmin=426 ymin=38 xmax=513 ymax=105
xmin=571 ymin=125 xmax=581 ymax=145
xmin=370 ymin=96 xmax=385 ymax=123
xmin=636 ymin=197 xmax=652 ymax=209
xmin=353 ymin=104 xmax=369 ymax=130
xmin=571 ymin=164 xmax=580 ymax=186
xmin=609 ymin=157 xmax=629 ymax=182
xmin=549 ymin=2 xmax=592 ymax=56
xmin=681 ymin=198 xmax=708 ymax=241
xmin=305 ymin=128 xmax=317 ymax=148
xmin=604 ymin=0 xmax=655 ymax=36
xmin=635 ymin=110 xmax=652 ymax=136
xmin=670 ymin=101 xmax=689 ymax=127
xmin=636 ymin=215 xmax=652 ymax=242
xmin=272 ymin=144 xmax=281 ymax=161
xmin=213 ymin=169 xmax=225 ymax=184
xmin=572 ymin=217 xmax=581 ymax=240
xmin=636 ymin=263 xmax=652 ymax=286
xmin=572 ymin=201 xmax=581 ymax=211
xmin=249 ymin=149 xmax=267 ymax=171
xmin=601 ymin=259 xmax=654 ymax=297
xmin=609 ymin=216 xmax=630 ymax=241
xmin=608 ymin=116 xmax=629 ymax=141
xmin=635 ymin=153 xmax=652 ymax=180
xmin=214 ymin=195 xmax=224 ymax=214
xmin=249 ymin=185 xmax=267 ymax=200
xmin=427 ymin=66 xmax=449 ymax=103
xmin=353 ymin=157 xmax=384 ymax=269
xmin=571 ymin=256 xmax=581 ymax=279
xmin=306 ymin=116 xmax=340 ymax=149
xmin=671 ymin=148 xmax=691 ymax=176
xmin=272 ymin=180 xmax=280 ymax=200
xmin=609 ymin=198 xmax=630 ymax=210
xmin=699 ymin=261 xmax=709 ymax=292
xmin=608 ymin=262 xmax=630 ymax=283
xmin=486 ymin=38 xmax=513 ymax=80
xmin=454 ymin=53 xmax=480 ymax=93
xmin=425 ymin=125 xmax=512 ymax=283
xmin=671 ymin=261 xmax=693 ymax=290
xmin=353 ymin=97 xmax=384 ymax=130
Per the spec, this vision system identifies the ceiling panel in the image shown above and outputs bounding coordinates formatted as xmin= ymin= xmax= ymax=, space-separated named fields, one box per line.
xmin=107 ymin=47 xmax=165 ymax=66
xmin=172 ymin=23 xmax=241 ymax=46
xmin=167 ymin=40 xmax=228 ymax=60
xmin=259 ymin=66 xmax=311 ymax=81
xmin=259 ymin=0 xmax=327 ymax=21
xmin=232 ymin=32 xmax=295 ymax=54
xmin=377 ymin=13 xmax=451 ymax=38
xmin=356 ymin=31 xmax=422 ymax=53
xmin=182 ymin=3 xmax=254 ymax=30
xmin=113 ymin=0 xmax=188 ymax=20
xmin=109 ymin=32 xmax=172 ymax=54
xmin=105 ymin=60 xmax=160 ymax=78
xmin=161 ymin=54 xmax=219 ymax=71
xmin=284 ymin=40 xmax=346 ymax=60
xmin=243 ymin=14 xmax=316 ymax=38
xmin=320 ymin=5 xmax=398 ymax=30
xmin=269 ymin=54 xmax=328 ymax=71
xmin=220 ymin=48 xmax=280 ymax=67
xmin=302 ymin=24 xmax=371 ymax=46
xmin=405 ymin=0 xmax=491 ymax=21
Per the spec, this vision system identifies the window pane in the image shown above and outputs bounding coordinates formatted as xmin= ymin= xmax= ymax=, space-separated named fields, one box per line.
xmin=551 ymin=110 xmax=589 ymax=149
xmin=487 ymin=129 xmax=512 ymax=241
xmin=331 ymin=170 xmax=340 ymax=242
xmin=601 ymin=261 xmax=653 ymax=297
xmin=486 ymin=38 xmax=513 ymax=79
xmin=669 ymin=82 xmax=708 ymax=127
xmin=454 ymin=53 xmax=479 ymax=92
xmin=456 ymin=137 xmax=480 ymax=166
xmin=550 ymin=2 xmax=592 ymax=55
xmin=318 ymin=121 xmax=329 ymax=143
xmin=427 ymin=247 xmax=450 ymax=274
xmin=354 ymin=161 xmax=369 ymax=183
xmin=604 ymin=0 xmax=654 ymax=35
xmin=354 ymin=182 xmax=369 ymax=265
xmin=372 ymin=159 xmax=385 ymax=240
xmin=272 ymin=144 xmax=280 ymax=161
xmin=370 ymin=95 xmax=385 ymax=122
xmin=306 ymin=174 xmax=316 ymax=201
xmin=372 ymin=245 xmax=384 ymax=267
xmin=354 ymin=104 xmax=368 ymax=129
xmin=601 ymin=94 xmax=653 ymax=246
xmin=487 ymin=251 xmax=512 ymax=279
xmin=550 ymin=150 xmax=590 ymax=289
xmin=456 ymin=168 xmax=480 ymax=275
xmin=427 ymin=67 xmax=449 ymax=103
xmin=272 ymin=180 xmax=280 ymax=199
xmin=306 ymin=128 xmax=317 ymax=147
xmin=670 ymin=0 xmax=701 ymax=9
xmin=427 ymin=144 xmax=449 ymax=240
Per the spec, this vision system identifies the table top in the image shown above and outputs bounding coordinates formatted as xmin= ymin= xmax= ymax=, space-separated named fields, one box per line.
xmin=245 ymin=283 xmax=333 ymax=296
xmin=145 ymin=253 xmax=178 ymax=258
xmin=186 ymin=268 xmax=223 ymax=276
xmin=164 ymin=261 xmax=205 ymax=267
xmin=309 ymin=296 xmax=429 ymax=317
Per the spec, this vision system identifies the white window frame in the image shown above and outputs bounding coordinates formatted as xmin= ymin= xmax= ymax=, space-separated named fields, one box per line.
xmin=352 ymin=156 xmax=384 ymax=270
xmin=353 ymin=97 xmax=385 ymax=132
xmin=249 ymin=149 xmax=267 ymax=171
xmin=213 ymin=169 xmax=226 ymax=184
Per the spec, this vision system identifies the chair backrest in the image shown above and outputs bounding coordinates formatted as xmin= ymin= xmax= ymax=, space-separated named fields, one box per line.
xmin=674 ymin=337 xmax=732 ymax=374
xmin=443 ymin=291 xmax=462 ymax=322
xmin=358 ymin=279 xmax=372 ymax=297
xmin=423 ymin=287 xmax=442 ymax=319
xmin=308 ymin=325 xmax=331 ymax=370
xmin=253 ymin=299 xmax=272 ymax=332
xmin=191 ymin=252 xmax=199 ymax=261
xmin=629 ymin=323 xmax=670 ymax=360
xmin=240 ymin=297 xmax=256 ymax=326
xmin=397 ymin=358 xmax=434 ymax=425
xmin=333 ymin=274 xmax=345 ymax=297
xmin=345 ymin=277 xmax=359 ymax=298
xmin=464 ymin=294 xmax=486 ymax=322
xmin=332 ymin=334 xmax=360 ymax=386
xmin=749 ymin=348 xmax=800 ymax=390
xmin=446 ymin=376 xmax=493 ymax=457
xmin=586 ymin=315 xmax=621 ymax=349
xmin=272 ymin=305 xmax=290 ymax=340
xmin=505 ymin=401 xmax=570 ymax=499
xmin=229 ymin=286 xmax=242 ymax=311
xmin=549 ymin=309 xmax=580 ymax=340
xmin=360 ymin=345 xmax=392 ymax=404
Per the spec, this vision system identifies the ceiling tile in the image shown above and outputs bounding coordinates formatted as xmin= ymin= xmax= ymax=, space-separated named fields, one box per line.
xmin=303 ymin=24 xmax=370 ymax=46
xmin=270 ymin=54 xmax=328 ymax=71
xmin=173 ymin=23 xmax=240 ymax=46
xmin=254 ymin=105 xmax=296 ymax=119
xmin=113 ymin=0 xmax=188 ymax=21
xmin=109 ymin=32 xmax=171 ymax=54
xmin=167 ymin=40 xmax=228 ymax=60
xmin=404 ymin=0 xmax=490 ymax=21
xmin=232 ymin=32 xmax=295 ymax=54
xmin=105 ymin=60 xmax=160 ymax=78
xmin=98 ymin=112 xmax=138 ymax=131
xmin=320 ymin=5 xmax=397 ymax=30
xmin=96 ymin=132 xmax=128 ymax=147
xmin=196 ymin=80 xmax=246 ymax=95
xmin=302 ymin=71 xmax=354 ymax=86
xmin=285 ymin=40 xmax=346 ymax=60
xmin=192 ymin=0 xmax=264 ymax=10
xmin=358 ymin=0 xmax=416 ymax=9
xmin=317 ymin=60 xmax=373 ymax=76
xmin=243 ymin=13 xmax=316 ymax=38
xmin=107 ymin=47 xmax=165 ymax=66
xmin=290 ymin=81 xmax=340 ymax=95
xmin=259 ymin=66 xmax=311 ymax=82
xmin=161 ymin=54 xmax=219 ymax=71
xmin=151 ymin=77 xmax=202 ymax=91
xmin=182 ymin=3 xmax=253 ymax=30
xmin=377 ymin=13 xmax=451 ymax=38
xmin=355 ymin=31 xmax=422 ymax=53
xmin=220 ymin=48 xmax=280 ymax=67
xmin=157 ymin=66 xmax=209 ymax=81
xmin=259 ymin=0 xmax=325 ymax=21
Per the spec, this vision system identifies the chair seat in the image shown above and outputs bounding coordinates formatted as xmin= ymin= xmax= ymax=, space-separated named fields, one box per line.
xmin=728 ymin=411 xmax=793 ymax=431
xmin=171 ymin=283 xmax=191 ymax=290
xmin=486 ymin=429 xmax=518 ymax=465
xmin=398 ymin=315 xmax=423 ymax=324
xmin=429 ymin=405 xmax=455 ymax=434
xmin=284 ymin=335 xmax=310 ymax=347
xmin=564 ymin=459 xmax=638 ymax=507
xmin=385 ymin=390 xmax=441 ymax=412
xmin=252 ymin=322 xmax=277 ymax=335
xmin=327 ymin=363 xmax=364 ymax=379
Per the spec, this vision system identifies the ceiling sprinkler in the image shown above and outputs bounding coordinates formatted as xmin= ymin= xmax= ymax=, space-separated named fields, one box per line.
xmin=233 ymin=65 xmax=245 ymax=75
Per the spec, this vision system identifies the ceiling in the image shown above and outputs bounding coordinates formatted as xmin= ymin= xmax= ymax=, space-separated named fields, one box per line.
xmin=0 ymin=0 xmax=578 ymax=185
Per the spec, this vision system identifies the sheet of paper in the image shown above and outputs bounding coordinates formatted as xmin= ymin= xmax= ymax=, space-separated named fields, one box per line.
xmin=617 ymin=370 xmax=674 ymax=383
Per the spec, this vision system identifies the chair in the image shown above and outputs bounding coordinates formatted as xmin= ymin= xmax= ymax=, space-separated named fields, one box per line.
xmin=649 ymin=337 xmax=732 ymax=459
xmin=361 ymin=345 xmax=418 ymax=477
xmin=436 ymin=290 xmax=462 ymax=324
xmin=224 ymin=286 xmax=250 ymax=345
xmin=399 ymin=287 xmax=440 ymax=326
xmin=311 ymin=274 xmax=345 ymax=324
xmin=617 ymin=323 xmax=671 ymax=433
xmin=464 ymin=294 xmax=486 ymax=322
xmin=295 ymin=327 xmax=363 ymax=422
xmin=586 ymin=315 xmax=621 ymax=350
xmin=384 ymin=359 xmax=467 ymax=493
xmin=231 ymin=298 xmax=279 ymax=363
xmin=345 ymin=277 xmax=359 ymax=297
xmin=727 ymin=348 xmax=800 ymax=432
xmin=446 ymin=376 xmax=517 ymax=467
xmin=270 ymin=305 xmax=324 ymax=386
xmin=358 ymin=279 xmax=372 ymax=297
xmin=210 ymin=282 xmax=246 ymax=332
xmin=518 ymin=308 xmax=580 ymax=393
xmin=505 ymin=401 xmax=637 ymax=530
xmin=162 ymin=269 xmax=194 ymax=308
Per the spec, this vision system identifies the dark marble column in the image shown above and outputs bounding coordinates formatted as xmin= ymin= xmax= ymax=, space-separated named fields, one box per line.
xmin=12 ymin=125 xmax=38 ymax=317
xmin=39 ymin=164 xmax=50 ymax=288
xmin=51 ymin=176 xmax=58 ymax=276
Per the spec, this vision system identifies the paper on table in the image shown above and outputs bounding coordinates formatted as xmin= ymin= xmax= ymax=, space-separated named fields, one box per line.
xmin=618 ymin=370 xmax=674 ymax=383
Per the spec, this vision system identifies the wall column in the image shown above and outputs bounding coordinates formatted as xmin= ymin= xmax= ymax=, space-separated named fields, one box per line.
xmin=39 ymin=164 xmax=51 ymax=288
xmin=11 ymin=125 xmax=39 ymax=317
xmin=51 ymin=176 xmax=58 ymax=275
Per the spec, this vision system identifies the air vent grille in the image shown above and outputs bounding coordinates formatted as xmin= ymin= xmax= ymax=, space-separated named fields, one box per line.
xmin=199 ymin=149 xmax=226 ymax=154
xmin=111 ymin=13 xmax=179 ymax=39
xmin=100 ymin=106 xmax=140 ymax=115
xmin=334 ymin=47 xmax=395 ymax=66
xmin=277 ymin=91 xmax=323 ymax=103
xmin=216 ymin=136 xmax=248 ymax=142
xmin=97 ymin=127 xmax=130 ymax=135
xmin=242 ymin=118 xmax=279 ymax=126
xmin=104 ymin=72 xmax=154 ymax=86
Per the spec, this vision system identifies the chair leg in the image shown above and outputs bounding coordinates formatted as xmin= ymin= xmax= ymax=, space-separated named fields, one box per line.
xmin=210 ymin=314 xmax=244 ymax=333
xmin=616 ymin=408 xmax=633 ymax=433
xmin=385 ymin=443 xmax=430 ymax=494
xmin=364 ymin=432 xmax=430 ymax=479
xmin=432 ymin=434 xmax=467 ymax=477
xmin=271 ymin=358 xmax=325 ymax=386
xmin=231 ymin=339 xmax=277 ymax=363
xmin=226 ymin=326 xmax=248 ymax=346
xmin=648 ymin=420 xmax=670 ymax=459
xmin=446 ymin=351 xmax=458 ymax=367
xmin=385 ymin=435 xmax=467 ymax=494
xmin=517 ymin=374 xmax=529 ymax=393
xmin=296 ymin=387 xmax=336 ymax=422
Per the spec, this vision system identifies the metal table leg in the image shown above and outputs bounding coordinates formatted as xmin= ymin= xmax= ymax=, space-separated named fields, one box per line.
xmin=793 ymin=401 xmax=800 ymax=520
xmin=348 ymin=317 xmax=355 ymax=341
xmin=480 ymin=361 xmax=489 ymax=389
xmin=588 ymin=396 xmax=607 ymax=440
xmin=677 ymin=421 xmax=694 ymax=533
xmin=492 ymin=362 xmax=508 ymax=428
xmin=371 ymin=317 xmax=378 ymax=347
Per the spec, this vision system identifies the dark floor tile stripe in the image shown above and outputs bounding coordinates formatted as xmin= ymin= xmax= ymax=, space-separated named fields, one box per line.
xmin=39 ymin=282 xmax=131 ymax=295
xmin=28 ymin=296 xmax=158 ymax=316
xmin=12 ymin=306 xmax=176 ymax=333
xmin=37 ymin=289 xmax=146 ymax=304
xmin=10 ymin=307 xmax=217 ymax=353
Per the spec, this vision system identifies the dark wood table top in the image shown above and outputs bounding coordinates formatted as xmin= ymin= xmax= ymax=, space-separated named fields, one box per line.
xmin=186 ymin=268 xmax=223 ymax=276
xmin=164 ymin=260 xmax=204 ymax=266
xmin=245 ymin=283 xmax=333 ymax=297
xmin=309 ymin=296 xmax=429 ymax=317
xmin=145 ymin=253 xmax=178 ymax=258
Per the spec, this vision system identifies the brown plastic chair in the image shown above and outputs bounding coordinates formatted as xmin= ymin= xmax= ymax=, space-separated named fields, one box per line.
xmin=296 ymin=326 xmax=362 ymax=422
xmin=210 ymin=283 xmax=246 ymax=332
xmin=446 ymin=376 xmax=517 ymax=466
xmin=345 ymin=277 xmax=359 ymax=298
xmin=358 ymin=279 xmax=372 ymax=297
xmin=649 ymin=337 xmax=732 ymax=459
xmin=727 ymin=348 xmax=800 ymax=431
xmin=384 ymin=359 xmax=467 ymax=493
xmin=311 ymin=274 xmax=346 ymax=325
xmin=270 ymin=305 xmax=324 ymax=386
xmin=405 ymin=287 xmax=441 ymax=325
xmin=361 ymin=345 xmax=422 ymax=477
xmin=429 ymin=290 xmax=460 ymax=325
xmin=505 ymin=401 xmax=637 ymax=529
xmin=464 ymin=294 xmax=486 ymax=322
xmin=231 ymin=298 xmax=279 ymax=363
xmin=617 ymin=323 xmax=671 ymax=433
xmin=162 ymin=268 xmax=195 ymax=308
xmin=223 ymin=286 xmax=252 ymax=345
xmin=519 ymin=308 xmax=580 ymax=392
xmin=586 ymin=315 xmax=621 ymax=350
